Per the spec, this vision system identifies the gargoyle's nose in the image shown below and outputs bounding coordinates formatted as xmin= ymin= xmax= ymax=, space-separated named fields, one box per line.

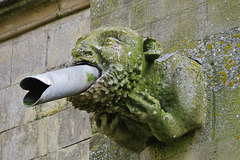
xmin=20 ymin=65 xmax=100 ymax=107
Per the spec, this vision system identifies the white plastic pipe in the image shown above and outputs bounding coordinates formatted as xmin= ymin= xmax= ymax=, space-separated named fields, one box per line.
xmin=20 ymin=65 xmax=100 ymax=107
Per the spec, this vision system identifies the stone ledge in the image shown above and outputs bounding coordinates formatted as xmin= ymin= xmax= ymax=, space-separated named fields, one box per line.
xmin=0 ymin=0 xmax=48 ymax=20
xmin=0 ymin=0 xmax=90 ymax=43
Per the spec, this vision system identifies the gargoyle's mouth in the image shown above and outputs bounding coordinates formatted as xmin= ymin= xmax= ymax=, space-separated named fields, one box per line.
xmin=69 ymin=61 xmax=127 ymax=112
xmin=73 ymin=60 xmax=105 ymax=95
xmin=75 ymin=60 xmax=103 ymax=76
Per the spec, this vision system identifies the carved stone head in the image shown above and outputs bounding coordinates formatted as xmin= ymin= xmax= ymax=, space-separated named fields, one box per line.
xmin=69 ymin=27 xmax=207 ymax=153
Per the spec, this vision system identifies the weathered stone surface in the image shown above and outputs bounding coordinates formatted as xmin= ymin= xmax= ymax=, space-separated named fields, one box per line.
xmin=151 ymin=2 xmax=207 ymax=51
xmin=0 ymin=134 xmax=2 ymax=160
xmin=46 ymin=9 xmax=90 ymax=69
xmin=131 ymin=0 xmax=166 ymax=29
xmin=35 ymin=140 xmax=90 ymax=160
xmin=89 ymin=0 xmax=240 ymax=159
xmin=0 ymin=0 xmax=90 ymax=43
xmin=206 ymin=28 xmax=240 ymax=139
xmin=47 ymin=108 xmax=91 ymax=153
xmin=11 ymin=29 xmax=47 ymax=85
xmin=90 ymin=0 xmax=120 ymax=19
xmin=162 ymin=143 xmax=216 ymax=160
xmin=136 ymin=25 xmax=151 ymax=38
xmin=47 ymin=111 xmax=61 ymax=153
xmin=217 ymin=135 xmax=240 ymax=159
xmin=207 ymin=0 xmax=240 ymax=36
xmin=58 ymin=108 xmax=91 ymax=148
xmin=163 ymin=0 xmax=207 ymax=17
xmin=91 ymin=6 xmax=131 ymax=30
xmin=0 ymin=84 xmax=36 ymax=133
xmin=57 ymin=140 xmax=90 ymax=160
xmin=0 ymin=40 xmax=12 ymax=89
xmin=0 ymin=0 xmax=48 ymax=20
xmin=0 ymin=4 xmax=91 ymax=160
xmin=59 ymin=0 xmax=89 ymax=11
xmin=90 ymin=133 xmax=139 ymax=160
xmin=70 ymin=27 xmax=207 ymax=153
xmin=36 ymin=99 xmax=69 ymax=120
xmin=1 ymin=118 xmax=48 ymax=160
xmin=0 ymin=1 xmax=58 ymax=42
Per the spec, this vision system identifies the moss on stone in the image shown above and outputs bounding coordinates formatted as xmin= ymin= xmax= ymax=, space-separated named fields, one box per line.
xmin=69 ymin=27 xmax=207 ymax=153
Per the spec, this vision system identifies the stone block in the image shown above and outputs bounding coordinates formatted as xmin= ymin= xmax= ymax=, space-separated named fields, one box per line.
xmin=0 ymin=84 xmax=36 ymax=133
xmin=1 ymin=118 xmax=48 ymax=160
xmin=151 ymin=3 xmax=207 ymax=51
xmin=203 ymin=28 xmax=240 ymax=139
xmin=11 ymin=28 xmax=47 ymax=85
xmin=217 ymin=135 xmax=240 ymax=160
xmin=163 ymin=142 xmax=216 ymax=160
xmin=91 ymin=0 xmax=120 ymax=19
xmin=47 ymin=108 xmax=91 ymax=153
xmin=36 ymin=98 xmax=69 ymax=120
xmin=0 ymin=1 xmax=59 ymax=43
xmin=59 ymin=0 xmax=89 ymax=11
xmin=57 ymin=140 xmax=90 ymax=160
xmin=131 ymin=0 xmax=207 ymax=29
xmin=90 ymin=133 xmax=139 ymax=160
xmin=0 ymin=40 xmax=12 ymax=89
xmin=37 ymin=140 xmax=89 ymax=160
xmin=214 ymin=87 xmax=240 ymax=139
xmin=91 ymin=6 xmax=131 ymax=30
xmin=58 ymin=108 xmax=91 ymax=148
xmin=163 ymin=0 xmax=207 ymax=17
xmin=47 ymin=112 xmax=61 ymax=153
xmin=136 ymin=25 xmax=151 ymax=38
xmin=207 ymin=0 xmax=240 ymax=36
xmin=0 ymin=134 xmax=2 ymax=160
xmin=46 ymin=9 xmax=90 ymax=69
xmin=131 ymin=0 xmax=166 ymax=29
xmin=151 ymin=13 xmax=181 ymax=49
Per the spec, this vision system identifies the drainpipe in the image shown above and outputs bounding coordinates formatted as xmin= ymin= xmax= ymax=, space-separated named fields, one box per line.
xmin=20 ymin=65 xmax=100 ymax=107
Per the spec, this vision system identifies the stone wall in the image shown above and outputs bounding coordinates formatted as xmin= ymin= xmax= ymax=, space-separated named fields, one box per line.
xmin=90 ymin=0 xmax=240 ymax=159
xmin=1 ymin=0 xmax=240 ymax=160
xmin=0 ymin=5 xmax=91 ymax=160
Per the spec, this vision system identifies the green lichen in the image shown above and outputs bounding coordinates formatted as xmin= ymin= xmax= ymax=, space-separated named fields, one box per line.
xmin=68 ymin=27 xmax=207 ymax=153
xmin=86 ymin=72 xmax=98 ymax=82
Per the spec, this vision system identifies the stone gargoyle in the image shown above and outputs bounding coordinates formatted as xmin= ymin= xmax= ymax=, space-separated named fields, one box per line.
xmin=68 ymin=27 xmax=207 ymax=153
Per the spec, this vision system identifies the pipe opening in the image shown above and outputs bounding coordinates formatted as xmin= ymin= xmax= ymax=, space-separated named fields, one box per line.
xmin=20 ymin=77 xmax=50 ymax=106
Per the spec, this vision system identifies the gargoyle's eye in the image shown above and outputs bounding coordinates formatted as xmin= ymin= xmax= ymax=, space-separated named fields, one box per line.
xmin=105 ymin=37 xmax=115 ymax=45
xmin=104 ymin=37 xmax=122 ymax=45
xmin=77 ymin=49 xmax=92 ymax=56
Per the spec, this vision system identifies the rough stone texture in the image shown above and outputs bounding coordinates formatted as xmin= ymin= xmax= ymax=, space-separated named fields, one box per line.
xmin=0 ymin=134 xmax=2 ymax=159
xmin=151 ymin=2 xmax=208 ymax=51
xmin=91 ymin=5 xmax=131 ymax=30
xmin=0 ymin=0 xmax=239 ymax=159
xmin=207 ymin=0 xmax=240 ymax=36
xmin=0 ymin=84 xmax=36 ymax=133
xmin=46 ymin=9 xmax=90 ymax=69
xmin=0 ymin=0 xmax=90 ymax=43
xmin=36 ymin=99 xmax=69 ymax=120
xmin=34 ymin=140 xmax=90 ymax=160
xmin=57 ymin=140 xmax=90 ymax=160
xmin=163 ymin=143 xmax=216 ymax=160
xmin=90 ymin=133 xmax=139 ymax=160
xmin=1 ymin=118 xmax=48 ymax=160
xmin=0 ymin=7 xmax=91 ymax=160
xmin=89 ymin=0 xmax=240 ymax=159
xmin=47 ymin=108 xmax=91 ymax=153
xmin=0 ymin=40 xmax=12 ymax=89
xmin=11 ymin=29 xmax=47 ymax=85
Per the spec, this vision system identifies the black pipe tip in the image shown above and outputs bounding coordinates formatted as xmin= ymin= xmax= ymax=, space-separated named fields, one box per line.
xmin=20 ymin=77 xmax=50 ymax=106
